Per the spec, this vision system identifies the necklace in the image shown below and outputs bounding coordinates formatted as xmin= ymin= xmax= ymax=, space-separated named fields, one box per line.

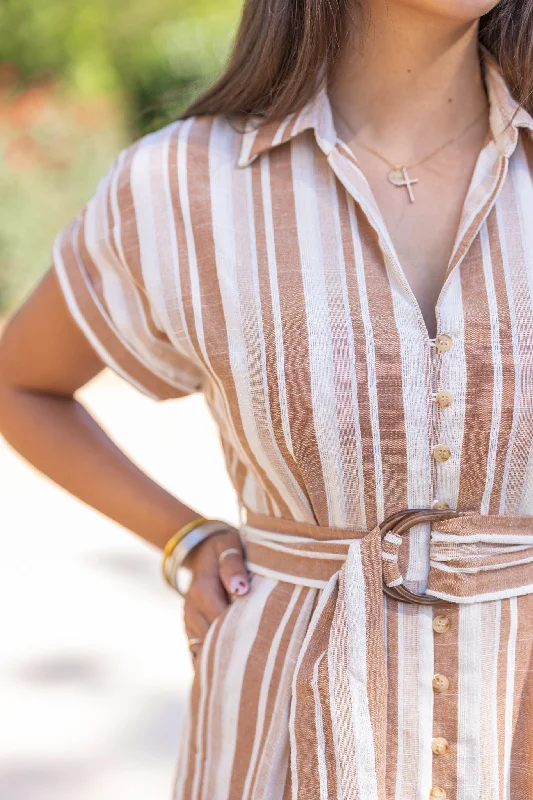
xmin=336 ymin=107 xmax=487 ymax=204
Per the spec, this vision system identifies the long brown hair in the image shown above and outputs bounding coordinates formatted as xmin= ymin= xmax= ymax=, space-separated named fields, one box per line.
xmin=182 ymin=0 xmax=533 ymax=123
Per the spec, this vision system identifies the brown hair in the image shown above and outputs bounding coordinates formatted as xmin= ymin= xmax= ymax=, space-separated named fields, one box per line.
xmin=181 ymin=0 xmax=533 ymax=123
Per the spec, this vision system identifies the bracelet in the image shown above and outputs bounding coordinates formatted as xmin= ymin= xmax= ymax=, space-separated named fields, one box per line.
xmin=163 ymin=520 xmax=238 ymax=594
xmin=161 ymin=516 xmax=207 ymax=587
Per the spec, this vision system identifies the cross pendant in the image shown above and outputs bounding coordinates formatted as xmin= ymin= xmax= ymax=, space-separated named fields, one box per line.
xmin=387 ymin=166 xmax=419 ymax=203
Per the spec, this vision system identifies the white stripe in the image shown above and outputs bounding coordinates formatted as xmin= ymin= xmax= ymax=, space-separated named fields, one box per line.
xmin=480 ymin=601 xmax=501 ymax=800
xmin=430 ymin=533 xmax=533 ymax=544
xmin=248 ymin=562 xmax=331 ymax=590
xmin=248 ymin=540 xmax=347 ymax=560
xmin=347 ymin=196 xmax=385 ymax=522
xmin=427 ymin=583 xmax=533 ymax=603
xmin=457 ymin=604 xmax=482 ymax=800
xmin=312 ymin=652 xmax=330 ymax=800
xmin=328 ymin=617 xmax=345 ymax=800
xmin=416 ymin=607 xmax=434 ymax=800
xmin=495 ymin=189 xmax=522 ymax=514
xmin=394 ymin=604 xmax=404 ymax=800
xmin=324 ymin=165 xmax=367 ymax=528
xmin=191 ymin=605 xmax=225 ymax=800
xmin=344 ymin=542 xmax=380 ymax=800
xmin=389 ymin=279 xmax=432 ymax=582
xmin=437 ymin=269 xmax=467 ymax=512
xmin=503 ymin=597 xmax=517 ymax=800
xmin=479 ymin=222 xmax=503 ymax=513
xmin=384 ymin=533 xmax=403 ymax=545
xmin=291 ymin=137 xmax=346 ymax=526
xmin=430 ymin=553 xmax=533 ymax=573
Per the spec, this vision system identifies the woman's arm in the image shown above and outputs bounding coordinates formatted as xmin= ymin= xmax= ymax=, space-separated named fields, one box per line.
xmin=0 ymin=267 xmax=250 ymax=654
xmin=0 ymin=267 xmax=198 ymax=546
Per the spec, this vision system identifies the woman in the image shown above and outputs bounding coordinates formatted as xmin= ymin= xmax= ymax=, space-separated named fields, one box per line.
xmin=1 ymin=0 xmax=533 ymax=796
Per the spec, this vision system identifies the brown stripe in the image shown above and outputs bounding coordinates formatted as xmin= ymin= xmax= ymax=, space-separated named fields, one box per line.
xmin=292 ymin=584 xmax=338 ymax=799
xmin=486 ymin=210 xmax=516 ymax=513
xmin=227 ymin=582 xmax=299 ymax=797
xmin=358 ymin=212 xmax=408 ymax=522
xmin=337 ymin=188 xmax=377 ymax=528
xmin=497 ymin=599 xmax=511 ymax=798
xmin=270 ymin=140 xmax=327 ymax=524
xmin=427 ymin=558 xmax=533 ymax=599
xmin=360 ymin=533 xmax=388 ymax=797
xmin=385 ymin=596 xmax=400 ymax=799
xmin=458 ymin=236 xmax=493 ymax=509
xmin=246 ymin=540 xmax=348 ymax=585
xmin=245 ymin=509 xmax=370 ymax=539
xmin=431 ymin=603 xmax=460 ymax=796
xmin=509 ymin=593 xmax=533 ymax=794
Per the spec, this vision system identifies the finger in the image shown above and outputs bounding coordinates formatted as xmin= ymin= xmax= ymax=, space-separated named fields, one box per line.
xmin=183 ymin=603 xmax=210 ymax=662
xmin=187 ymin=574 xmax=229 ymax=624
xmin=183 ymin=601 xmax=210 ymax=641
xmin=214 ymin=532 xmax=250 ymax=597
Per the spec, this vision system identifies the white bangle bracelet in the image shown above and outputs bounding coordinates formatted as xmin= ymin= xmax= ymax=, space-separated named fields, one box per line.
xmin=164 ymin=520 xmax=238 ymax=594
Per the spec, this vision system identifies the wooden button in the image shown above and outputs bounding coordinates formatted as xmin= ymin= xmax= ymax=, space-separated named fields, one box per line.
xmin=435 ymin=390 xmax=454 ymax=409
xmin=432 ymin=445 xmax=451 ymax=463
xmin=432 ymin=673 xmax=450 ymax=693
xmin=433 ymin=615 xmax=450 ymax=634
xmin=431 ymin=737 xmax=449 ymax=755
xmin=432 ymin=500 xmax=450 ymax=510
xmin=435 ymin=334 xmax=453 ymax=353
xmin=430 ymin=788 xmax=447 ymax=799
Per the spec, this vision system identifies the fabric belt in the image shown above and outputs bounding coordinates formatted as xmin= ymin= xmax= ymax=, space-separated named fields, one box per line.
xmin=240 ymin=508 xmax=533 ymax=800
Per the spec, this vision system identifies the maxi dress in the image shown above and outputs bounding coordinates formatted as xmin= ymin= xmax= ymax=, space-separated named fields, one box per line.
xmin=52 ymin=51 xmax=533 ymax=800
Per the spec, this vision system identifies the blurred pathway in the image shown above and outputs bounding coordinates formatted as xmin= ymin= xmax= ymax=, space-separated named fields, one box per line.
xmin=0 ymin=372 xmax=239 ymax=800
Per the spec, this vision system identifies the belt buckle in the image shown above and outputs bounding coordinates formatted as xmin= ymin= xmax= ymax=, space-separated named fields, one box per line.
xmin=379 ymin=508 xmax=464 ymax=606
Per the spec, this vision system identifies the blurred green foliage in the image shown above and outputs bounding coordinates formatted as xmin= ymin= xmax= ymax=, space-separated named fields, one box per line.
xmin=0 ymin=0 xmax=241 ymax=312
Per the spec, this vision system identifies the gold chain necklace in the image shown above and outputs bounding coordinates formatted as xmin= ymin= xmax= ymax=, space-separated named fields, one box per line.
xmin=336 ymin=107 xmax=488 ymax=204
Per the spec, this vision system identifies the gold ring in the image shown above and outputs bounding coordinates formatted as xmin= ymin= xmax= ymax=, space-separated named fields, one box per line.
xmin=187 ymin=637 xmax=203 ymax=649
xmin=218 ymin=547 xmax=241 ymax=566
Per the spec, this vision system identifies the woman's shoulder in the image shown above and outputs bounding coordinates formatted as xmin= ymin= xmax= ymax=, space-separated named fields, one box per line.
xmin=122 ymin=113 xmax=246 ymax=177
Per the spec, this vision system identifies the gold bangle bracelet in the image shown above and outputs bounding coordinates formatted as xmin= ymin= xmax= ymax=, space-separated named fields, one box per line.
xmin=161 ymin=516 xmax=208 ymax=586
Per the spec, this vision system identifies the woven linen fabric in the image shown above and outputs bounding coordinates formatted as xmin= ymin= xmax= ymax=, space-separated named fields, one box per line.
xmin=52 ymin=50 xmax=533 ymax=799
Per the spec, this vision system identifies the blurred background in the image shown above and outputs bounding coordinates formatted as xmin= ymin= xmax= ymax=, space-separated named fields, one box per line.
xmin=0 ymin=2 xmax=242 ymax=798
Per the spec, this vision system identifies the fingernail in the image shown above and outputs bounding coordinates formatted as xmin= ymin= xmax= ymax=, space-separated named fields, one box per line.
xmin=229 ymin=576 xmax=249 ymax=596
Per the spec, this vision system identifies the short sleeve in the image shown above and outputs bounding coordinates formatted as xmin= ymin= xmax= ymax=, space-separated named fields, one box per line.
xmin=51 ymin=139 xmax=205 ymax=400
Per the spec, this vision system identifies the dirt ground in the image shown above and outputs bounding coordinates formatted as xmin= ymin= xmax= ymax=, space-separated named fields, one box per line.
xmin=0 ymin=371 xmax=239 ymax=800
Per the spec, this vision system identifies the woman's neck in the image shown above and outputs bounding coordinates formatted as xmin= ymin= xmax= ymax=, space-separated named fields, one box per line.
xmin=329 ymin=2 xmax=489 ymax=161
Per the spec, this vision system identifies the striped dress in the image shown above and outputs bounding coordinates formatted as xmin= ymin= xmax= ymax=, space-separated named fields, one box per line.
xmin=53 ymin=51 xmax=533 ymax=800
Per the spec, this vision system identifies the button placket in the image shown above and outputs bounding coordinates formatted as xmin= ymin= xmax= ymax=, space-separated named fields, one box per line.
xmin=431 ymin=609 xmax=452 ymax=797
xmin=430 ymin=330 xmax=453 ymax=511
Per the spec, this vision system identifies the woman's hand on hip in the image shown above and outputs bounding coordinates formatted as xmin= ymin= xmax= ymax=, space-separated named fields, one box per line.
xmin=183 ymin=527 xmax=250 ymax=660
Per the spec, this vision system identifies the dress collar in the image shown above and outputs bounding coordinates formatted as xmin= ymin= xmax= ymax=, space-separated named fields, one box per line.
xmin=237 ymin=48 xmax=533 ymax=168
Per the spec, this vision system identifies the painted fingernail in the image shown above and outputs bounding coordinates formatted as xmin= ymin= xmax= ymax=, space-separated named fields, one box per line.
xmin=229 ymin=576 xmax=249 ymax=596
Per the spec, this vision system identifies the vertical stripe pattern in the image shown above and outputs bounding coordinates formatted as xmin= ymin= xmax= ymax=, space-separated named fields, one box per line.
xmin=51 ymin=50 xmax=533 ymax=799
